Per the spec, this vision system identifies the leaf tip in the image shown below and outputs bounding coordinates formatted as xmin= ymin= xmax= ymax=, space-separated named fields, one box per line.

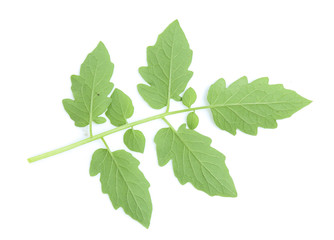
xmin=304 ymin=98 xmax=312 ymax=106
xmin=171 ymin=19 xmax=180 ymax=25
xmin=230 ymin=190 xmax=238 ymax=198
xmin=97 ymin=41 xmax=106 ymax=48
xmin=253 ymin=77 xmax=269 ymax=84
xmin=142 ymin=220 xmax=151 ymax=229
xmin=178 ymin=123 xmax=187 ymax=131
xmin=216 ymin=78 xmax=226 ymax=88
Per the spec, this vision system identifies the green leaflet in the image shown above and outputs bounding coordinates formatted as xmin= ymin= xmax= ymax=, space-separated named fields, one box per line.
xmin=90 ymin=149 xmax=152 ymax=228
xmin=138 ymin=20 xmax=193 ymax=109
xmin=106 ymin=89 xmax=134 ymax=126
xmin=207 ymin=77 xmax=311 ymax=135
xmin=124 ymin=129 xmax=146 ymax=153
xmin=154 ymin=124 xmax=237 ymax=197
xmin=63 ymin=42 xmax=114 ymax=127
xmin=187 ymin=112 xmax=199 ymax=130
xmin=182 ymin=87 xmax=197 ymax=108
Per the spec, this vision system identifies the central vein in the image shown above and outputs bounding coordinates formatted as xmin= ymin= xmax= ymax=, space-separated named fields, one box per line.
xmin=89 ymin=63 xmax=98 ymax=137
xmin=166 ymin=29 xmax=176 ymax=112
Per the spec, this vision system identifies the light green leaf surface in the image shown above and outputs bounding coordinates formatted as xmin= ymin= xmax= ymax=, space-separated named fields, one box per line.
xmin=154 ymin=124 xmax=237 ymax=197
xmin=106 ymin=89 xmax=134 ymax=126
xmin=63 ymin=42 xmax=114 ymax=127
xmin=138 ymin=20 xmax=193 ymax=109
xmin=182 ymin=87 xmax=197 ymax=107
xmin=124 ymin=129 xmax=146 ymax=153
xmin=90 ymin=149 xmax=152 ymax=228
xmin=207 ymin=77 xmax=311 ymax=135
xmin=187 ymin=112 xmax=199 ymax=130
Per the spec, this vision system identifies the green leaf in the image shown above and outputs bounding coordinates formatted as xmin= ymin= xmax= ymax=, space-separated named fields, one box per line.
xmin=154 ymin=124 xmax=237 ymax=197
xmin=207 ymin=77 xmax=311 ymax=135
xmin=124 ymin=129 xmax=146 ymax=153
xmin=187 ymin=112 xmax=199 ymax=129
xmin=182 ymin=87 xmax=197 ymax=107
xmin=29 ymin=22 xmax=313 ymax=229
xmin=62 ymin=42 xmax=114 ymax=127
xmin=90 ymin=149 xmax=152 ymax=228
xmin=106 ymin=89 xmax=134 ymax=126
xmin=138 ymin=20 xmax=193 ymax=109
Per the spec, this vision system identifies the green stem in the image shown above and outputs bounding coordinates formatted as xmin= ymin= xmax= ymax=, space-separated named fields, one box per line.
xmin=162 ymin=117 xmax=176 ymax=131
xmin=101 ymin=137 xmax=111 ymax=152
xmin=27 ymin=105 xmax=213 ymax=163
xmin=89 ymin=123 xmax=93 ymax=138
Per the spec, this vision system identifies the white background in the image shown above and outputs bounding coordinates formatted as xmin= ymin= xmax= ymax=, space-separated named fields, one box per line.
xmin=1 ymin=0 xmax=333 ymax=239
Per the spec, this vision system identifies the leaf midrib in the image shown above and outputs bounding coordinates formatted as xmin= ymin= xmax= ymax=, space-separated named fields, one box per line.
xmin=212 ymin=101 xmax=298 ymax=107
xmin=166 ymin=27 xmax=177 ymax=111
xmin=89 ymin=62 xmax=99 ymax=130
xmin=103 ymin=150 xmax=147 ymax=222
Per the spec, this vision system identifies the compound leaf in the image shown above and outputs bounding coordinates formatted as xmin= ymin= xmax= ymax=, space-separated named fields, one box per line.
xmin=124 ymin=129 xmax=146 ymax=153
xmin=207 ymin=77 xmax=311 ymax=135
xmin=182 ymin=87 xmax=197 ymax=107
xmin=106 ymin=89 xmax=134 ymax=126
xmin=138 ymin=20 xmax=193 ymax=109
xmin=29 ymin=21 xmax=313 ymax=230
xmin=90 ymin=149 xmax=152 ymax=228
xmin=63 ymin=42 xmax=114 ymax=127
xmin=154 ymin=124 xmax=237 ymax=197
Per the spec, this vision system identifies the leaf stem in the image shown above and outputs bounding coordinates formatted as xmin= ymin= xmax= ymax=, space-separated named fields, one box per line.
xmin=27 ymin=105 xmax=213 ymax=163
xmin=89 ymin=122 xmax=93 ymax=138
xmin=162 ymin=117 xmax=176 ymax=131
xmin=101 ymin=137 xmax=111 ymax=152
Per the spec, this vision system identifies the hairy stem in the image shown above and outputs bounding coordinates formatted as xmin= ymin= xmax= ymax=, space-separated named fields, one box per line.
xmin=28 ymin=105 xmax=213 ymax=163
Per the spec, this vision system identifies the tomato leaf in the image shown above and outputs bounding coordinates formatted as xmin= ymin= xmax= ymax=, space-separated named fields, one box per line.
xmin=138 ymin=20 xmax=193 ymax=109
xmin=106 ymin=89 xmax=134 ymax=126
xmin=155 ymin=124 xmax=237 ymax=197
xmin=63 ymin=42 xmax=114 ymax=127
xmin=182 ymin=87 xmax=197 ymax=108
xmin=207 ymin=77 xmax=311 ymax=135
xmin=123 ymin=129 xmax=146 ymax=153
xmin=187 ymin=112 xmax=199 ymax=129
xmin=90 ymin=149 xmax=152 ymax=228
